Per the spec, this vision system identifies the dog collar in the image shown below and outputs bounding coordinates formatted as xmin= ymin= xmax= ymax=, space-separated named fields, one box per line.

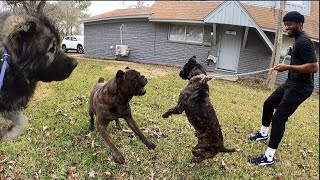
xmin=0 ymin=46 xmax=13 ymax=91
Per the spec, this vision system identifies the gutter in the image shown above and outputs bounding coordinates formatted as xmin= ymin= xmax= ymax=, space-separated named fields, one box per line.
xmin=149 ymin=19 xmax=204 ymax=24
xmin=81 ymin=14 xmax=151 ymax=23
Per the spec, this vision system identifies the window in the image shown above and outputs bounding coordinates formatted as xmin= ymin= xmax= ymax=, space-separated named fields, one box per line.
xmin=64 ymin=37 xmax=70 ymax=40
xmin=169 ymin=24 xmax=203 ymax=43
xmin=71 ymin=37 xmax=77 ymax=41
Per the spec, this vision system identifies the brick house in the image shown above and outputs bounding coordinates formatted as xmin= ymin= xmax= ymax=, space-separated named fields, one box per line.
xmin=82 ymin=1 xmax=319 ymax=91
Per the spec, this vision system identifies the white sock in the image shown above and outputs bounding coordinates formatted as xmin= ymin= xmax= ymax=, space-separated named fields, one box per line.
xmin=260 ymin=125 xmax=269 ymax=136
xmin=264 ymin=147 xmax=276 ymax=161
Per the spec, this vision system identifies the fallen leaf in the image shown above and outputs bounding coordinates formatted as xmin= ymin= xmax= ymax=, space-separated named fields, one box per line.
xmin=122 ymin=129 xmax=133 ymax=133
xmin=188 ymin=163 xmax=196 ymax=168
xmin=88 ymin=169 xmax=95 ymax=178
xmin=277 ymin=173 xmax=284 ymax=180
xmin=33 ymin=172 xmax=39 ymax=180
xmin=85 ymin=132 xmax=91 ymax=137
xmin=0 ymin=158 xmax=9 ymax=164
xmin=104 ymin=171 xmax=112 ymax=177
xmin=7 ymin=161 xmax=16 ymax=166
xmin=91 ymin=140 xmax=95 ymax=149
xmin=306 ymin=150 xmax=314 ymax=154
xmin=69 ymin=117 xmax=76 ymax=125
xmin=68 ymin=166 xmax=77 ymax=179
xmin=149 ymin=171 xmax=156 ymax=180
xmin=220 ymin=160 xmax=229 ymax=171
xmin=299 ymin=150 xmax=307 ymax=158
xmin=42 ymin=126 xmax=49 ymax=132
xmin=0 ymin=166 xmax=5 ymax=173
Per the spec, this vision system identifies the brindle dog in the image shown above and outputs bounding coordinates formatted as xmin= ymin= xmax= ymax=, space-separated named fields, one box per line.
xmin=89 ymin=67 xmax=156 ymax=164
xmin=162 ymin=56 xmax=235 ymax=163
xmin=0 ymin=1 xmax=77 ymax=141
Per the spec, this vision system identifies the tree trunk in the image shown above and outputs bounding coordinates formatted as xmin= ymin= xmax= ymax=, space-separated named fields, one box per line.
xmin=266 ymin=0 xmax=287 ymax=89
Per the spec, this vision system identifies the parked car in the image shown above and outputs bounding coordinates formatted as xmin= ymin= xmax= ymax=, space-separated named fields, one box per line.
xmin=61 ymin=35 xmax=84 ymax=53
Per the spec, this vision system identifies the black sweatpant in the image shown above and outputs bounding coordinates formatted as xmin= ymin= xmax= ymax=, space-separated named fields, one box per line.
xmin=262 ymin=83 xmax=312 ymax=149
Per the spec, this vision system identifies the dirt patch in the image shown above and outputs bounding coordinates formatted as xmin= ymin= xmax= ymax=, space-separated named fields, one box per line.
xmin=104 ymin=64 xmax=177 ymax=78
xmin=76 ymin=56 xmax=181 ymax=78
xmin=31 ymin=83 xmax=52 ymax=102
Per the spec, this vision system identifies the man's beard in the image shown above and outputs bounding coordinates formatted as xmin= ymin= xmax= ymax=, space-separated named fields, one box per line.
xmin=290 ymin=28 xmax=301 ymax=37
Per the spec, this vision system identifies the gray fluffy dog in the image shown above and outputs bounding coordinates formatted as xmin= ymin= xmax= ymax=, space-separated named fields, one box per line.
xmin=0 ymin=1 xmax=77 ymax=141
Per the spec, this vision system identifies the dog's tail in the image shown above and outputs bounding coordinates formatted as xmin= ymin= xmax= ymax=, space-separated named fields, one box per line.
xmin=98 ymin=77 xmax=104 ymax=83
xmin=219 ymin=146 xmax=236 ymax=153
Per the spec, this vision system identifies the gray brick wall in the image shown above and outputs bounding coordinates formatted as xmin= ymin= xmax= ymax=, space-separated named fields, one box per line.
xmin=84 ymin=21 xmax=319 ymax=92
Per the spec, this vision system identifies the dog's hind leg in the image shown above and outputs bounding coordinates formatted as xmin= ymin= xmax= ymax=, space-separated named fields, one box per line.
xmin=2 ymin=112 xmax=28 ymax=141
xmin=124 ymin=114 xmax=156 ymax=150
xmin=115 ymin=119 xmax=122 ymax=130
xmin=89 ymin=108 xmax=95 ymax=131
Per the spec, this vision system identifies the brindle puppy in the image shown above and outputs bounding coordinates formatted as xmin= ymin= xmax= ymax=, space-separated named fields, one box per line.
xmin=89 ymin=67 xmax=156 ymax=164
xmin=162 ymin=56 xmax=235 ymax=163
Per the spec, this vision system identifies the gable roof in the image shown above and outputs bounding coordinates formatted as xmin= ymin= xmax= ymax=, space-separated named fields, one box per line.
xmin=148 ymin=1 xmax=221 ymax=22
xmin=83 ymin=1 xmax=319 ymax=41
xmin=204 ymin=1 xmax=273 ymax=51
xmin=83 ymin=8 xmax=152 ymax=22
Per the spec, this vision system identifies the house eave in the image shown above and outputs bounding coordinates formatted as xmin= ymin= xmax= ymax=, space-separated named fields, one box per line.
xmin=149 ymin=19 xmax=204 ymax=24
xmin=82 ymin=14 xmax=150 ymax=23
xmin=261 ymin=28 xmax=319 ymax=43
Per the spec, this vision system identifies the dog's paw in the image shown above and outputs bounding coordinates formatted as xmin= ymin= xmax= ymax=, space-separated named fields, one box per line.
xmin=162 ymin=113 xmax=169 ymax=118
xmin=113 ymin=154 xmax=126 ymax=165
xmin=147 ymin=142 xmax=156 ymax=149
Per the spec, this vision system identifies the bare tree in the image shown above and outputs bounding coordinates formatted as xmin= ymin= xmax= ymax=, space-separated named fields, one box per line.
xmin=122 ymin=1 xmax=150 ymax=8
xmin=1 ymin=1 xmax=91 ymax=37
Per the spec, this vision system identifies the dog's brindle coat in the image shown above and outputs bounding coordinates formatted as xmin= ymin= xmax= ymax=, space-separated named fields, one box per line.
xmin=0 ymin=1 xmax=77 ymax=140
xmin=89 ymin=67 xmax=156 ymax=164
xmin=162 ymin=56 xmax=235 ymax=163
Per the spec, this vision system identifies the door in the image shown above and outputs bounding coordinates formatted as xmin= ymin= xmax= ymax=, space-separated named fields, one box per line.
xmin=217 ymin=25 xmax=242 ymax=72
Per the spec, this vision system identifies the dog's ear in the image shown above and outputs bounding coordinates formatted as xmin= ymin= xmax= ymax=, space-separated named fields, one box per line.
xmin=188 ymin=56 xmax=196 ymax=64
xmin=116 ymin=70 xmax=125 ymax=84
xmin=36 ymin=0 xmax=46 ymax=15
xmin=109 ymin=70 xmax=125 ymax=93
xmin=125 ymin=67 xmax=130 ymax=69
xmin=116 ymin=70 xmax=125 ymax=79
xmin=22 ymin=0 xmax=46 ymax=15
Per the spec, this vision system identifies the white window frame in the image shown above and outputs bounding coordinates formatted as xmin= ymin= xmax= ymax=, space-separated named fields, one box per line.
xmin=168 ymin=24 xmax=204 ymax=44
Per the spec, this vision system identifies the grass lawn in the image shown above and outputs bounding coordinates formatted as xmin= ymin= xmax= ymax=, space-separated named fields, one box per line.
xmin=0 ymin=58 xmax=319 ymax=179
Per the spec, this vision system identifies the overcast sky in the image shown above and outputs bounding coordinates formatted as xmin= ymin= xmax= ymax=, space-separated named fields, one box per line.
xmin=85 ymin=1 xmax=155 ymax=16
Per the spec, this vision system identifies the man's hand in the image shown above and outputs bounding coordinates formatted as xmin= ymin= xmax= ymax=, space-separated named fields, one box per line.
xmin=273 ymin=64 xmax=289 ymax=72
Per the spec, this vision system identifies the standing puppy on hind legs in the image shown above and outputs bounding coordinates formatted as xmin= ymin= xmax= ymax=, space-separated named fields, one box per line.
xmin=162 ymin=56 xmax=236 ymax=163
xmin=0 ymin=1 xmax=78 ymax=141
